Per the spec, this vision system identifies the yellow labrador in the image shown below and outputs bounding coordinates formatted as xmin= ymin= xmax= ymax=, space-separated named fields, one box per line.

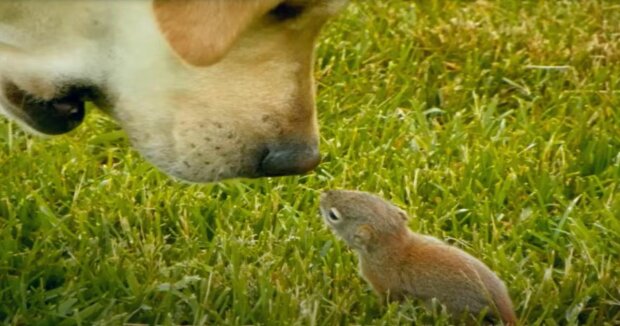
xmin=0 ymin=0 xmax=347 ymax=182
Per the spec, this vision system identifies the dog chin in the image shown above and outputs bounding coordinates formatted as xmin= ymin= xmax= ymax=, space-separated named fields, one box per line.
xmin=132 ymin=144 xmax=261 ymax=183
xmin=168 ymin=168 xmax=247 ymax=183
xmin=159 ymin=162 xmax=260 ymax=183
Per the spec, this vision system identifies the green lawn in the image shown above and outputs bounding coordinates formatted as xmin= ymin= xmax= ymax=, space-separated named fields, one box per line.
xmin=1 ymin=1 xmax=619 ymax=324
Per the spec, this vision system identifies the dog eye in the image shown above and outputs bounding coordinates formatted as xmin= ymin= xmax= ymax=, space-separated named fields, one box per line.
xmin=328 ymin=208 xmax=341 ymax=222
xmin=269 ymin=2 xmax=305 ymax=21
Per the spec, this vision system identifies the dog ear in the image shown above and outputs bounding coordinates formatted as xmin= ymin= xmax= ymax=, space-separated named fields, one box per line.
xmin=153 ymin=0 xmax=280 ymax=67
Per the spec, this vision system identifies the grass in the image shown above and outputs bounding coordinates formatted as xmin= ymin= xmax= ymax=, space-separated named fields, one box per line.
xmin=1 ymin=0 xmax=619 ymax=324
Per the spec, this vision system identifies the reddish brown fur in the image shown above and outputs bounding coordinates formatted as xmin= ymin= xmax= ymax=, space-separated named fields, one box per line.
xmin=320 ymin=190 xmax=517 ymax=325
xmin=361 ymin=234 xmax=517 ymax=324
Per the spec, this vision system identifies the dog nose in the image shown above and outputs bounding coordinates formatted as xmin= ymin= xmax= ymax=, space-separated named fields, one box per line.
xmin=39 ymin=99 xmax=86 ymax=134
xmin=258 ymin=142 xmax=320 ymax=176
xmin=3 ymin=82 xmax=87 ymax=135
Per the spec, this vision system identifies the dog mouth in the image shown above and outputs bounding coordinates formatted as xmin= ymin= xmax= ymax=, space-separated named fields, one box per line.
xmin=0 ymin=81 xmax=94 ymax=135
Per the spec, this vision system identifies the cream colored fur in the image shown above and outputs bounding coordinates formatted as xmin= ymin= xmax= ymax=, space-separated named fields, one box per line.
xmin=0 ymin=0 xmax=347 ymax=182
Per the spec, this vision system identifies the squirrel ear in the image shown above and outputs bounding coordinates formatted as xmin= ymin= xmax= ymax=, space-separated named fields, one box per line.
xmin=153 ymin=0 xmax=280 ymax=66
xmin=397 ymin=208 xmax=409 ymax=221
xmin=353 ymin=225 xmax=373 ymax=250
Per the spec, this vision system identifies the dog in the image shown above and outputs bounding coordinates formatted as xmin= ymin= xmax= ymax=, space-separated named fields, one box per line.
xmin=0 ymin=0 xmax=348 ymax=182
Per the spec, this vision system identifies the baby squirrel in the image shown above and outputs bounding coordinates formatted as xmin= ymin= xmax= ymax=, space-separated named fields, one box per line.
xmin=319 ymin=190 xmax=517 ymax=325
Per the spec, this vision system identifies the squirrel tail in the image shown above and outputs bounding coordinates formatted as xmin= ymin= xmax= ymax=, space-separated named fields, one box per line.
xmin=496 ymin=295 xmax=518 ymax=326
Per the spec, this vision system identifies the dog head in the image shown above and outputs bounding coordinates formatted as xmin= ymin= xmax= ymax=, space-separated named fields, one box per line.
xmin=0 ymin=0 xmax=348 ymax=182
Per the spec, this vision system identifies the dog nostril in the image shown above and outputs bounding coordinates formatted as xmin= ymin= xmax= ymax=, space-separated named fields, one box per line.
xmin=51 ymin=100 xmax=85 ymax=123
xmin=32 ymin=97 xmax=86 ymax=135
xmin=258 ymin=142 xmax=320 ymax=177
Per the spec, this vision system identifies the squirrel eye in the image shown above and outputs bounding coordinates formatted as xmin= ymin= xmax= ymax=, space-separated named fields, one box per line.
xmin=328 ymin=208 xmax=341 ymax=222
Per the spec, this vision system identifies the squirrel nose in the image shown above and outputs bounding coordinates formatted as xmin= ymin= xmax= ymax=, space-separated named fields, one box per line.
xmin=258 ymin=141 xmax=320 ymax=176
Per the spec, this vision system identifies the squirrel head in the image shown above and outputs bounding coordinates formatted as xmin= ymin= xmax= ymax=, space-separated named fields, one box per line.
xmin=319 ymin=190 xmax=409 ymax=253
